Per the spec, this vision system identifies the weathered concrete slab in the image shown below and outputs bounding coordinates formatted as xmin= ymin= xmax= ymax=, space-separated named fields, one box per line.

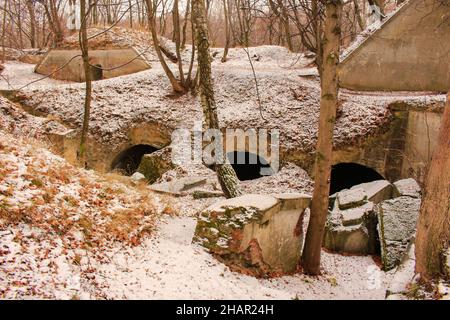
xmin=393 ymin=178 xmax=421 ymax=198
xmin=35 ymin=48 xmax=150 ymax=82
xmin=337 ymin=188 xmax=367 ymax=210
xmin=324 ymin=179 xmax=395 ymax=255
xmin=377 ymin=196 xmax=421 ymax=270
xmin=324 ymin=201 xmax=378 ymax=255
xmin=351 ymin=180 xmax=393 ymax=204
xmin=339 ymin=0 xmax=450 ymax=91
xmin=137 ymin=147 xmax=174 ymax=184
xmin=324 ymin=223 xmax=372 ymax=255
xmin=341 ymin=202 xmax=374 ymax=227
xmin=150 ymin=177 xmax=207 ymax=196
xmin=192 ymin=189 xmax=224 ymax=199
xmin=193 ymin=193 xmax=311 ymax=277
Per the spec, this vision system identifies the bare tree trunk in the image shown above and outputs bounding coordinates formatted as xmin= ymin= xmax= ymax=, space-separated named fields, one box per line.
xmin=49 ymin=0 xmax=64 ymax=45
xmin=192 ymin=0 xmax=242 ymax=199
xmin=181 ymin=0 xmax=190 ymax=49
xmin=173 ymin=0 xmax=185 ymax=85
xmin=78 ymin=0 xmax=92 ymax=166
xmin=312 ymin=0 xmax=324 ymax=77
xmin=42 ymin=0 xmax=63 ymax=47
xmin=415 ymin=93 xmax=450 ymax=280
xmin=221 ymin=0 xmax=230 ymax=62
xmin=144 ymin=0 xmax=185 ymax=93
xmin=302 ymin=0 xmax=343 ymax=276
xmin=1 ymin=0 xmax=7 ymax=63
xmin=353 ymin=0 xmax=366 ymax=30
xmin=129 ymin=0 xmax=133 ymax=28
xmin=16 ymin=0 xmax=24 ymax=48
xmin=276 ymin=0 xmax=293 ymax=51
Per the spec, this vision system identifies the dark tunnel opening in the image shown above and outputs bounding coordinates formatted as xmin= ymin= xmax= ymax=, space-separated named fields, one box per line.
xmin=329 ymin=163 xmax=385 ymax=195
xmin=111 ymin=144 xmax=158 ymax=176
xmin=227 ymin=151 xmax=273 ymax=181
xmin=91 ymin=64 xmax=103 ymax=81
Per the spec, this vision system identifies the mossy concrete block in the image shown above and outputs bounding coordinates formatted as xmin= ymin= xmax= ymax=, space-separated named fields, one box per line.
xmin=193 ymin=193 xmax=311 ymax=277
xmin=137 ymin=147 xmax=174 ymax=183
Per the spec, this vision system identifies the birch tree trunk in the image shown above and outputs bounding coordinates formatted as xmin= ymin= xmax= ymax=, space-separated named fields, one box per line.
xmin=415 ymin=93 xmax=450 ymax=280
xmin=192 ymin=0 xmax=242 ymax=199
xmin=78 ymin=0 xmax=92 ymax=167
xmin=302 ymin=0 xmax=343 ymax=275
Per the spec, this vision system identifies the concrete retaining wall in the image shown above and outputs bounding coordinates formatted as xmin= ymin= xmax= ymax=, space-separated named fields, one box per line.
xmin=332 ymin=103 xmax=443 ymax=184
xmin=339 ymin=0 xmax=450 ymax=92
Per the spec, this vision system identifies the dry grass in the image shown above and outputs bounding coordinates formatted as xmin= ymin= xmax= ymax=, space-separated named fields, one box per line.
xmin=0 ymin=130 xmax=165 ymax=249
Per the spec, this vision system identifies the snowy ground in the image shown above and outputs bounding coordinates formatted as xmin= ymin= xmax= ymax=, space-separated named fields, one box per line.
xmin=93 ymin=215 xmax=393 ymax=300
xmin=0 ymin=61 xmax=69 ymax=91
xmin=0 ymin=27 xmax=442 ymax=299
xmin=0 ymin=129 xmax=394 ymax=300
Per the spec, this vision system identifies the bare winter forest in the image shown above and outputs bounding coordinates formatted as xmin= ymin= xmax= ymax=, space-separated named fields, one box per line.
xmin=0 ymin=0 xmax=449 ymax=302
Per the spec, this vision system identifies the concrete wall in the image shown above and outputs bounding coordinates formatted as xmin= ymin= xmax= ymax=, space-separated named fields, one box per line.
xmin=331 ymin=103 xmax=443 ymax=185
xmin=339 ymin=0 xmax=450 ymax=92
xmin=194 ymin=193 xmax=311 ymax=276
xmin=57 ymin=121 xmax=172 ymax=172
xmin=35 ymin=48 xmax=150 ymax=82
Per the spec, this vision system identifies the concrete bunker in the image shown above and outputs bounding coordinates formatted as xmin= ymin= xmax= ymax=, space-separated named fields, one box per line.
xmin=34 ymin=47 xmax=151 ymax=82
xmin=330 ymin=163 xmax=385 ymax=195
xmin=227 ymin=151 xmax=274 ymax=181
xmin=111 ymin=144 xmax=159 ymax=176
xmin=339 ymin=0 xmax=450 ymax=91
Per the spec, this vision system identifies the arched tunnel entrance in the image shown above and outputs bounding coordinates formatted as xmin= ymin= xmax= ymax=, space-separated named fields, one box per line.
xmin=329 ymin=163 xmax=385 ymax=195
xmin=227 ymin=151 xmax=273 ymax=181
xmin=111 ymin=144 xmax=158 ymax=176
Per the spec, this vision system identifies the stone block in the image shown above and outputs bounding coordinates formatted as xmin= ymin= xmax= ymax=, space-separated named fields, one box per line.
xmin=137 ymin=147 xmax=174 ymax=183
xmin=337 ymin=188 xmax=368 ymax=210
xmin=150 ymin=176 xmax=207 ymax=196
xmin=377 ymin=196 xmax=421 ymax=270
xmin=351 ymin=180 xmax=393 ymax=204
xmin=393 ymin=178 xmax=421 ymax=198
xmin=193 ymin=193 xmax=311 ymax=277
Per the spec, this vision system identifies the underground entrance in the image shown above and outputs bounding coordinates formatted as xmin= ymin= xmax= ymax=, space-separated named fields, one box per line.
xmin=91 ymin=64 xmax=103 ymax=81
xmin=226 ymin=151 xmax=273 ymax=181
xmin=329 ymin=163 xmax=385 ymax=195
xmin=111 ymin=144 xmax=158 ymax=176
